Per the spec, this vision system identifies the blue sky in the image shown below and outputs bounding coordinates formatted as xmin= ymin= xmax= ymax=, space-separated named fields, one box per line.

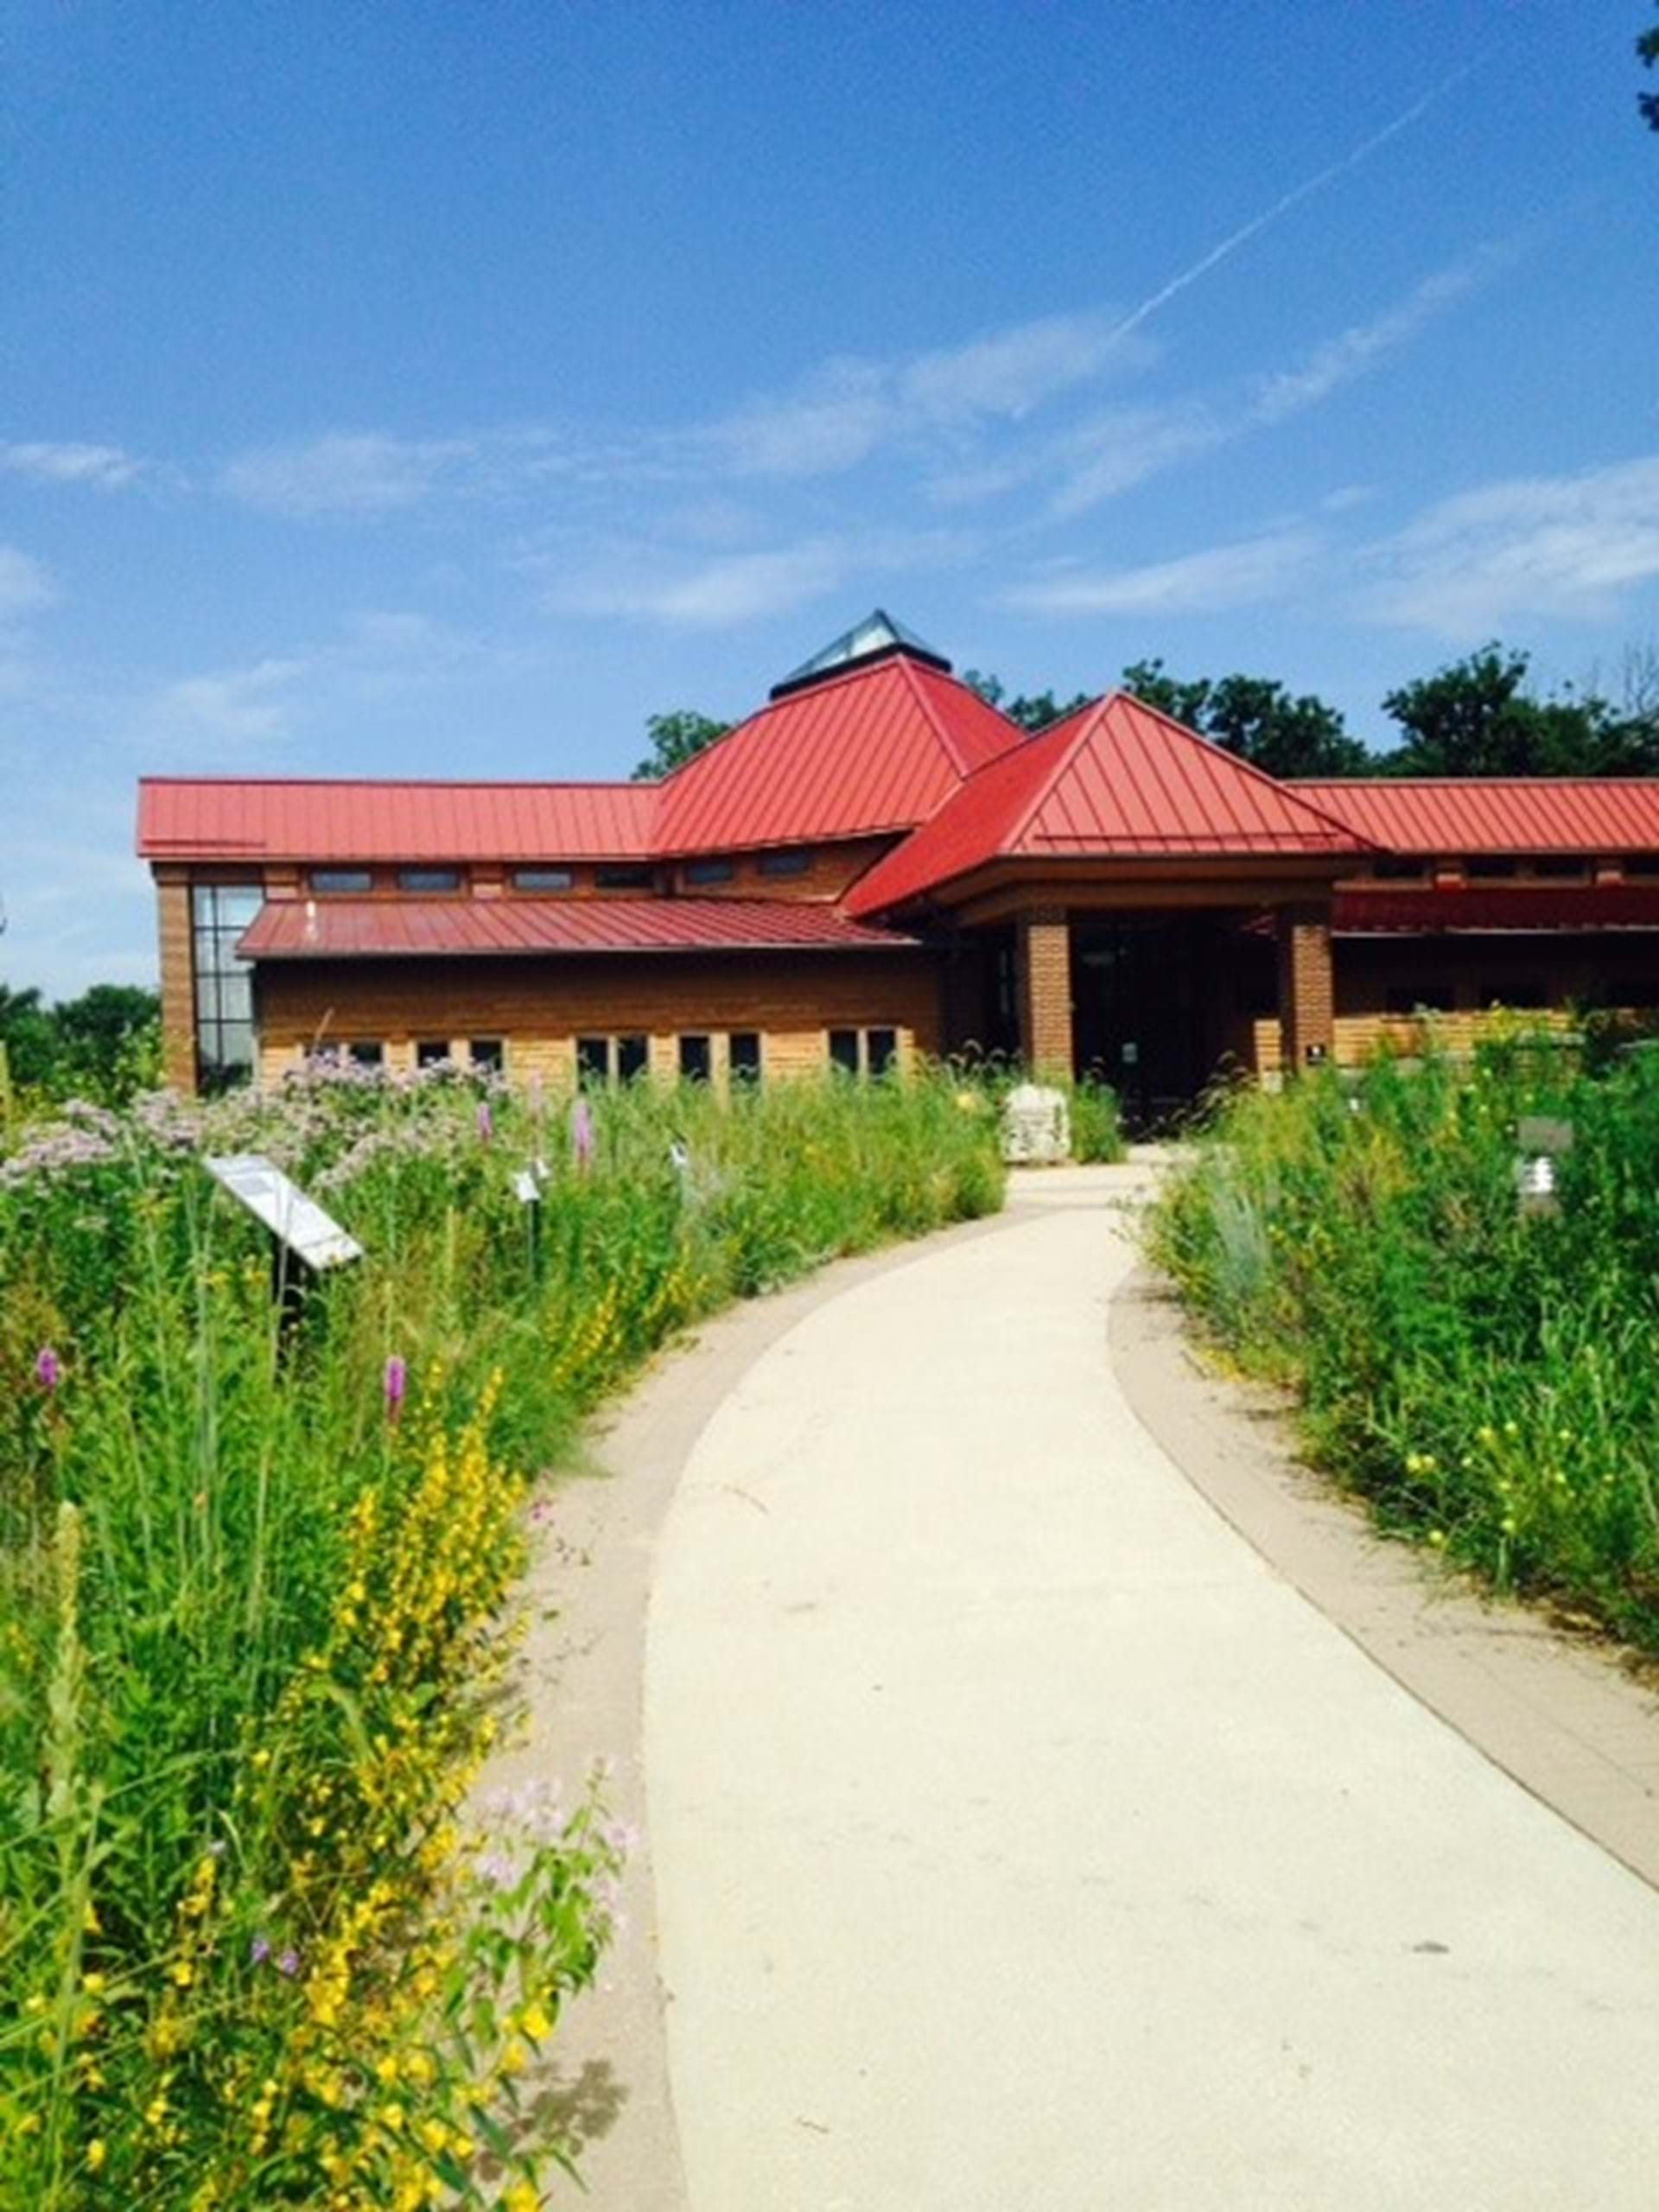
xmin=3 ymin=0 xmax=1656 ymax=998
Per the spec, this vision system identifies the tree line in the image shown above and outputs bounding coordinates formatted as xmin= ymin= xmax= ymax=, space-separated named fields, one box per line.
xmin=0 ymin=982 xmax=161 ymax=1103
xmin=634 ymin=641 xmax=1659 ymax=784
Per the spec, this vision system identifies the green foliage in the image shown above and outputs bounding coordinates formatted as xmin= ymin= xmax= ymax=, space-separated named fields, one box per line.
xmin=630 ymin=709 xmax=730 ymax=781
xmin=960 ymin=671 xmax=1090 ymax=732
xmin=0 ymin=984 xmax=161 ymax=1105
xmin=0 ymin=1067 xmax=1005 ymax=2205
xmin=1150 ymin=1042 xmax=1659 ymax=1654
xmin=1121 ymin=659 xmax=1370 ymax=778
xmin=1380 ymin=644 xmax=1659 ymax=778
xmin=1640 ymin=3 xmax=1659 ymax=130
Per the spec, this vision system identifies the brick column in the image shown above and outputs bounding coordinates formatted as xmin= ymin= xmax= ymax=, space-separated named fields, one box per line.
xmin=1016 ymin=906 xmax=1073 ymax=1077
xmin=155 ymin=871 xmax=198 ymax=1096
xmin=1276 ymin=903 xmax=1335 ymax=1073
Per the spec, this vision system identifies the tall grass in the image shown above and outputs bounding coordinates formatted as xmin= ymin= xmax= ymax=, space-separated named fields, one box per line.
xmin=0 ymin=1065 xmax=1004 ymax=2208
xmin=1151 ymin=1038 xmax=1659 ymax=1654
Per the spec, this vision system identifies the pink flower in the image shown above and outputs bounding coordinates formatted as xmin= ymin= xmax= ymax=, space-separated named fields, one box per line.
xmin=35 ymin=1346 xmax=61 ymax=1391
xmin=383 ymin=1355 xmax=407 ymax=1423
xmin=476 ymin=1099 xmax=494 ymax=1143
xmin=571 ymin=1094 xmax=594 ymax=1174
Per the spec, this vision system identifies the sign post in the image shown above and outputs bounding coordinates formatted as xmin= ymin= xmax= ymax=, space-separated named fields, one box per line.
xmin=205 ymin=1154 xmax=364 ymax=1337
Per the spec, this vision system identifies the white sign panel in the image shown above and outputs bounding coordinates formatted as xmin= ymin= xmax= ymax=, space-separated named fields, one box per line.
xmin=206 ymin=1154 xmax=364 ymax=1271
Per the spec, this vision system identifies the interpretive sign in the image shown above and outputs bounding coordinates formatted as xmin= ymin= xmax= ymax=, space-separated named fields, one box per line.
xmin=205 ymin=1154 xmax=364 ymax=1271
xmin=1001 ymin=1083 xmax=1071 ymax=1166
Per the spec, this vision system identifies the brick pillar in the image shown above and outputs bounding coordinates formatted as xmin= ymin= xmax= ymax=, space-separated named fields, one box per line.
xmin=1277 ymin=903 xmax=1335 ymax=1073
xmin=155 ymin=872 xmax=198 ymax=1096
xmin=1016 ymin=906 xmax=1073 ymax=1077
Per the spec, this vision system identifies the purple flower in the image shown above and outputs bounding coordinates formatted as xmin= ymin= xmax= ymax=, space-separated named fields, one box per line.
xmin=384 ymin=1354 xmax=407 ymax=1424
xmin=571 ymin=1095 xmax=594 ymax=1174
xmin=476 ymin=1099 xmax=494 ymax=1143
xmin=34 ymin=1346 xmax=61 ymax=1392
xmin=250 ymin=1934 xmax=272 ymax=1967
xmin=276 ymin=1948 xmax=301 ymax=1979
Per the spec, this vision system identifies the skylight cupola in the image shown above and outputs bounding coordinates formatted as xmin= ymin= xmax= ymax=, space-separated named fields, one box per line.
xmin=769 ymin=608 xmax=951 ymax=699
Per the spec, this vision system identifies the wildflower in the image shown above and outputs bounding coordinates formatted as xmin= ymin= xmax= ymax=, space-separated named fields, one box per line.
xmin=35 ymin=1345 xmax=62 ymax=1391
xmin=169 ymin=1960 xmax=194 ymax=1988
xmin=385 ymin=1354 xmax=408 ymax=1425
xmin=519 ymin=1999 xmax=554 ymax=2041
xmin=571 ymin=1094 xmax=594 ymax=1173
xmin=86 ymin=2140 xmax=106 ymax=2174
xmin=503 ymin=2182 xmax=541 ymax=2212
xmin=276 ymin=1948 xmax=301 ymax=1978
xmin=250 ymin=1934 xmax=271 ymax=1967
xmin=477 ymin=1099 xmax=494 ymax=1143
xmin=80 ymin=1972 xmax=106 ymax=1994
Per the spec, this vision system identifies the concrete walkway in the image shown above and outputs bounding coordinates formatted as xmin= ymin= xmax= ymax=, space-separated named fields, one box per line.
xmin=643 ymin=1164 xmax=1659 ymax=2209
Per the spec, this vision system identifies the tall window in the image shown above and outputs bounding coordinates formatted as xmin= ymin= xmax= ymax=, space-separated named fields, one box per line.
xmin=192 ymin=886 xmax=262 ymax=1090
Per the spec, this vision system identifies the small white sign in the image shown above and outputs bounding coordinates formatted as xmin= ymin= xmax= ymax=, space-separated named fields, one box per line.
xmin=512 ymin=1168 xmax=541 ymax=1205
xmin=206 ymin=1154 xmax=364 ymax=1271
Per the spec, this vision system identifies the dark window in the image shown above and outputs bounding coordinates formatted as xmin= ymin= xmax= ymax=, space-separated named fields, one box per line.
xmin=512 ymin=867 xmax=575 ymax=892
xmin=469 ymin=1038 xmax=505 ymax=1073
xmin=1624 ymin=855 xmax=1659 ymax=878
xmin=618 ymin=1033 xmax=649 ymax=1083
xmin=596 ymin=864 xmax=652 ymax=890
xmin=729 ymin=1031 xmax=762 ymax=1084
xmin=576 ymin=1037 xmax=611 ymax=1085
xmin=191 ymin=884 xmax=261 ymax=1090
xmin=684 ymin=857 xmax=734 ymax=886
xmin=1533 ymin=855 xmax=1590 ymax=880
xmin=1385 ymin=986 xmax=1454 ymax=1014
xmin=1480 ymin=982 xmax=1546 ymax=1009
xmin=312 ymin=868 xmax=373 ymax=894
xmin=760 ymin=849 xmax=811 ymax=877
xmin=678 ymin=1033 xmax=711 ymax=1083
xmin=416 ymin=1039 xmax=451 ymax=1067
xmin=1371 ymin=855 xmax=1427 ymax=880
xmin=829 ymin=1028 xmax=861 ymax=1076
xmin=397 ymin=867 xmax=461 ymax=893
xmin=1465 ymin=856 xmax=1518 ymax=879
xmin=868 ymin=1027 xmax=899 ymax=1076
xmin=348 ymin=1040 xmax=385 ymax=1068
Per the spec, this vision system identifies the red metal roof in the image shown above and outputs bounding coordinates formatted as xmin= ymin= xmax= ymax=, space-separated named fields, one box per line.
xmin=239 ymin=896 xmax=920 ymax=961
xmin=137 ymin=779 xmax=658 ymax=862
xmin=1334 ymin=885 xmax=1659 ymax=934
xmin=847 ymin=692 xmax=1369 ymax=917
xmin=1295 ymin=779 xmax=1659 ymax=855
xmin=654 ymin=655 xmax=1020 ymax=855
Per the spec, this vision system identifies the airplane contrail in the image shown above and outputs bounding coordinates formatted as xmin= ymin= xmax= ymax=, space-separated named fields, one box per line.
xmin=1103 ymin=63 xmax=1478 ymax=351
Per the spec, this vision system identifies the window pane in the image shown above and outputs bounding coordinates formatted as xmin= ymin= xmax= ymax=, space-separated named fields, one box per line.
xmin=617 ymin=1034 xmax=649 ymax=1083
xmin=194 ymin=969 xmax=222 ymax=1024
xmin=868 ymin=1027 xmax=899 ymax=1076
xmin=469 ymin=1039 xmax=505 ymax=1073
xmin=760 ymin=849 xmax=810 ymax=877
xmin=1534 ymin=855 xmax=1589 ymax=880
xmin=218 ymin=970 xmax=253 ymax=1020
xmin=576 ymin=1036 xmax=611 ymax=1084
xmin=220 ymin=1020 xmax=255 ymax=1067
xmin=729 ymin=1031 xmax=761 ymax=1084
xmin=595 ymin=864 xmax=652 ymax=890
xmin=313 ymin=868 xmax=373 ymax=894
xmin=398 ymin=867 xmax=461 ymax=893
xmin=684 ymin=858 xmax=734 ymax=885
xmin=193 ymin=887 xmax=218 ymax=925
xmin=348 ymin=1040 xmax=385 ymax=1067
xmin=416 ymin=1039 xmax=451 ymax=1067
xmin=829 ymin=1028 xmax=860 ymax=1075
xmin=219 ymin=887 xmax=264 ymax=926
xmin=1465 ymin=856 xmax=1517 ymax=879
xmin=678 ymin=1033 xmax=711 ymax=1083
xmin=513 ymin=867 xmax=574 ymax=893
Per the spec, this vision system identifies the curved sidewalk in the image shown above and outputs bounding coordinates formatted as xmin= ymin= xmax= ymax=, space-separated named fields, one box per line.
xmin=644 ymin=1165 xmax=1659 ymax=2210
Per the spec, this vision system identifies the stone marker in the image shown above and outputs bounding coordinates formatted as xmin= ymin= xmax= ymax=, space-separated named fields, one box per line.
xmin=1001 ymin=1082 xmax=1071 ymax=1166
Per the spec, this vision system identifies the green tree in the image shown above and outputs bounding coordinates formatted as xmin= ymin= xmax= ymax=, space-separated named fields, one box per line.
xmin=0 ymin=984 xmax=58 ymax=1089
xmin=55 ymin=983 xmax=162 ymax=1092
xmin=961 ymin=671 xmax=1090 ymax=732
xmin=1640 ymin=3 xmax=1659 ymax=130
xmin=1121 ymin=658 xmax=1370 ymax=778
xmin=1379 ymin=645 xmax=1659 ymax=777
xmin=632 ymin=709 xmax=730 ymax=780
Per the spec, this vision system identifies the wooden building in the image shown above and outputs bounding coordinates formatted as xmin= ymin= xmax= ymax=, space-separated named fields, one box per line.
xmin=138 ymin=613 xmax=1659 ymax=1123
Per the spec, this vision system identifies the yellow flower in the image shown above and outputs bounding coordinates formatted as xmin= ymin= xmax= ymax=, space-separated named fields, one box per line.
xmin=169 ymin=1960 xmax=194 ymax=1988
xmin=503 ymin=2184 xmax=541 ymax=2212
xmin=518 ymin=1999 xmax=553 ymax=2042
xmin=81 ymin=1972 xmax=106 ymax=1994
xmin=86 ymin=2140 xmax=107 ymax=2173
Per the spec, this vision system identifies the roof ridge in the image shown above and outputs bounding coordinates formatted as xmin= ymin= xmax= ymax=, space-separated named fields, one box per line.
xmin=1003 ymin=705 xmax=1102 ymax=854
xmin=1100 ymin=691 xmax=1372 ymax=847
xmin=896 ymin=653 xmax=974 ymax=778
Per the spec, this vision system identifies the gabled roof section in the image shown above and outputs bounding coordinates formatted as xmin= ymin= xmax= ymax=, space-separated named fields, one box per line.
xmin=770 ymin=608 xmax=950 ymax=699
xmin=1294 ymin=779 xmax=1659 ymax=855
xmin=654 ymin=652 xmax=1021 ymax=856
xmin=238 ymin=895 xmax=919 ymax=960
xmin=846 ymin=690 xmax=1370 ymax=917
xmin=137 ymin=779 xmax=658 ymax=863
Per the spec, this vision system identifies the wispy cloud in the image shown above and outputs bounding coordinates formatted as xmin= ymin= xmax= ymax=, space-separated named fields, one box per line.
xmin=1357 ymin=455 xmax=1659 ymax=633
xmin=152 ymin=656 xmax=311 ymax=742
xmin=0 ymin=441 xmax=147 ymax=491
xmin=1249 ymin=253 xmax=1501 ymax=426
xmin=219 ymin=432 xmax=477 ymax=518
xmin=1006 ymin=527 xmax=1321 ymax=617
xmin=557 ymin=540 xmax=851 ymax=627
xmin=0 ymin=544 xmax=56 ymax=617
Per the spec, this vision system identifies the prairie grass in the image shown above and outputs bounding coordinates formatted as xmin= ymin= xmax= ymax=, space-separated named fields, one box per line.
xmin=0 ymin=1065 xmax=1004 ymax=2208
xmin=1150 ymin=1036 xmax=1659 ymax=1654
